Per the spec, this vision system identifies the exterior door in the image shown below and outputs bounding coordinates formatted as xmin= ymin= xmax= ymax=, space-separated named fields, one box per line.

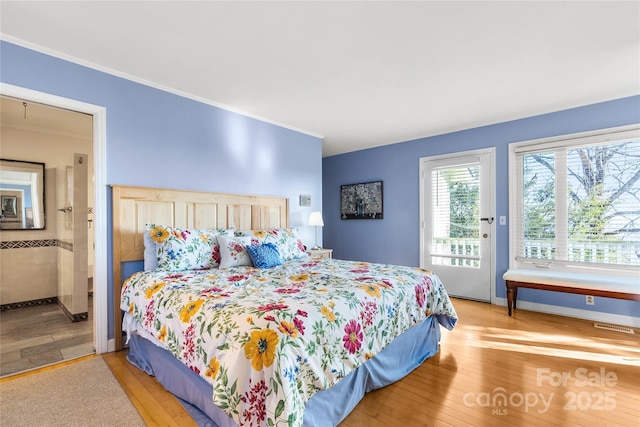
xmin=420 ymin=149 xmax=494 ymax=301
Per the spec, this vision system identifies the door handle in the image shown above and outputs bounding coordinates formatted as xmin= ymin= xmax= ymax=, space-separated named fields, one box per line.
xmin=480 ymin=217 xmax=494 ymax=224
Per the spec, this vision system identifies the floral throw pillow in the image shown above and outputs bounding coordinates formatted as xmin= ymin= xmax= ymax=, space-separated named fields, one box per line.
xmin=241 ymin=228 xmax=307 ymax=261
xmin=146 ymin=224 xmax=230 ymax=271
xmin=218 ymin=235 xmax=253 ymax=269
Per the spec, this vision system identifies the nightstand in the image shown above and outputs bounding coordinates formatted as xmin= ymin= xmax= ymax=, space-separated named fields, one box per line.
xmin=307 ymin=248 xmax=333 ymax=259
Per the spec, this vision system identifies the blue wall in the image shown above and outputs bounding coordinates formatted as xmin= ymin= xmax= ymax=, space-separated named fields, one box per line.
xmin=323 ymin=96 xmax=640 ymax=319
xmin=1 ymin=41 xmax=323 ymax=339
xmin=2 ymin=38 xmax=637 ymax=329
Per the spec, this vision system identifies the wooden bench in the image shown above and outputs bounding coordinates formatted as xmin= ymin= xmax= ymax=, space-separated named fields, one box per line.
xmin=502 ymin=269 xmax=640 ymax=316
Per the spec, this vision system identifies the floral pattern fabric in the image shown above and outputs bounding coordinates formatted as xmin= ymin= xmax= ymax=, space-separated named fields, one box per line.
xmin=121 ymin=257 xmax=457 ymax=427
xmin=218 ymin=235 xmax=253 ymax=269
xmin=147 ymin=224 xmax=231 ymax=271
xmin=238 ymin=228 xmax=307 ymax=261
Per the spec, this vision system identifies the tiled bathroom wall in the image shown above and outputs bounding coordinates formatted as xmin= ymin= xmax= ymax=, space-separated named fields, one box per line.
xmin=0 ymin=167 xmax=58 ymax=307
xmin=1 ymin=121 xmax=91 ymax=320
xmin=0 ymin=240 xmax=57 ymax=305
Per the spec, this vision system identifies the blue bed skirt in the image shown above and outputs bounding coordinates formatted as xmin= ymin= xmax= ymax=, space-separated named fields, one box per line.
xmin=127 ymin=315 xmax=443 ymax=427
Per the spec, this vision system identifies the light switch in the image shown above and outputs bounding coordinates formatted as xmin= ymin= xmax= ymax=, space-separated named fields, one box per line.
xmin=499 ymin=216 xmax=507 ymax=225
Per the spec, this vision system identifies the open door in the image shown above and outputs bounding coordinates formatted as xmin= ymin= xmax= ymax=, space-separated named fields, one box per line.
xmin=420 ymin=149 xmax=495 ymax=301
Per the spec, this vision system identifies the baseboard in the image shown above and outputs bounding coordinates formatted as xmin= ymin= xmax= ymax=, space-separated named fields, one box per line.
xmin=0 ymin=296 xmax=58 ymax=311
xmin=57 ymin=299 xmax=88 ymax=322
xmin=493 ymin=297 xmax=640 ymax=328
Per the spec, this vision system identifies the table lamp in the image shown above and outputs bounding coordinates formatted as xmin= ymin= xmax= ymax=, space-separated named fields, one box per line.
xmin=309 ymin=211 xmax=324 ymax=249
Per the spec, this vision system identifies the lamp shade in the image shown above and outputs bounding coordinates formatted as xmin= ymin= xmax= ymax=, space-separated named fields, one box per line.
xmin=309 ymin=211 xmax=324 ymax=227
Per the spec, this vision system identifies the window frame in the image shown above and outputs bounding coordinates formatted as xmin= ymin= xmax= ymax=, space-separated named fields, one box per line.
xmin=508 ymin=124 xmax=640 ymax=279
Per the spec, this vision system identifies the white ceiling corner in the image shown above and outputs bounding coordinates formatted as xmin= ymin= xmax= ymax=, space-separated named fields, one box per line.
xmin=1 ymin=1 xmax=638 ymax=157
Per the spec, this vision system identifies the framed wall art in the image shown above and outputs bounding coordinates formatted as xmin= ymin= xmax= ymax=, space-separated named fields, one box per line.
xmin=340 ymin=180 xmax=383 ymax=219
xmin=0 ymin=192 xmax=23 ymax=228
xmin=1 ymin=195 xmax=18 ymax=218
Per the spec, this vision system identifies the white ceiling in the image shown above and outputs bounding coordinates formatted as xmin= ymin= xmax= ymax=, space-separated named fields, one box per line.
xmin=1 ymin=1 xmax=638 ymax=157
xmin=1 ymin=96 xmax=93 ymax=140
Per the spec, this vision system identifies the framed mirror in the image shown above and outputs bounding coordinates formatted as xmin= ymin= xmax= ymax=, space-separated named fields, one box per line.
xmin=0 ymin=158 xmax=45 ymax=230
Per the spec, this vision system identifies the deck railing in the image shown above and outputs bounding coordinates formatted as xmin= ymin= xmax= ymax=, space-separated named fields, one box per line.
xmin=431 ymin=238 xmax=480 ymax=267
xmin=523 ymin=239 xmax=640 ymax=265
xmin=431 ymin=238 xmax=640 ymax=266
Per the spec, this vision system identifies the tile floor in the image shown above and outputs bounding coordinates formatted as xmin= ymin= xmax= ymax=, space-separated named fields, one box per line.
xmin=0 ymin=297 xmax=94 ymax=377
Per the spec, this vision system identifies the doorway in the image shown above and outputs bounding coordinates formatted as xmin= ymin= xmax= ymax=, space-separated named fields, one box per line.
xmin=0 ymin=98 xmax=93 ymax=376
xmin=0 ymin=83 xmax=108 ymax=365
xmin=420 ymin=148 xmax=495 ymax=301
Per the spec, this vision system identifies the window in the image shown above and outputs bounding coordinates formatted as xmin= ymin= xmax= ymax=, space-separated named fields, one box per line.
xmin=430 ymin=164 xmax=480 ymax=267
xmin=509 ymin=125 xmax=640 ymax=273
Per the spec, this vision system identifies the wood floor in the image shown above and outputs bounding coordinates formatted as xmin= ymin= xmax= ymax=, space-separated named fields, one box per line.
xmin=0 ymin=297 xmax=94 ymax=377
xmin=103 ymin=298 xmax=640 ymax=426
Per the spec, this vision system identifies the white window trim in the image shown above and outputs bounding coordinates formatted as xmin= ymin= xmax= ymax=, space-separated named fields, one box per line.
xmin=508 ymin=124 xmax=640 ymax=279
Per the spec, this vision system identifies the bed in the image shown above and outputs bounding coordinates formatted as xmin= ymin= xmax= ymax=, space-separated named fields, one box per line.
xmin=112 ymin=185 xmax=458 ymax=427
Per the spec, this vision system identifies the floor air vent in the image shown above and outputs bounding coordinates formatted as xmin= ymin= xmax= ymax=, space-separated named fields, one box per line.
xmin=594 ymin=323 xmax=635 ymax=334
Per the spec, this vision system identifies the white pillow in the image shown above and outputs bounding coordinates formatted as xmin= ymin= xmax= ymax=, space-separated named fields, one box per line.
xmin=238 ymin=228 xmax=308 ymax=261
xmin=143 ymin=230 xmax=158 ymax=271
xmin=217 ymin=235 xmax=253 ymax=269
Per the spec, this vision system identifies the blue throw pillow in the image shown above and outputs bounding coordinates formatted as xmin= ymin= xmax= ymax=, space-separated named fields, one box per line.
xmin=246 ymin=243 xmax=283 ymax=269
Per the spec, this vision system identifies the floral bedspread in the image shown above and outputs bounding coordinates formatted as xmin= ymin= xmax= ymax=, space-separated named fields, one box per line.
xmin=121 ymin=257 xmax=457 ymax=427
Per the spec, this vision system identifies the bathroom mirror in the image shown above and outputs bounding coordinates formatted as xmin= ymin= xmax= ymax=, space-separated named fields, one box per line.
xmin=0 ymin=159 xmax=45 ymax=230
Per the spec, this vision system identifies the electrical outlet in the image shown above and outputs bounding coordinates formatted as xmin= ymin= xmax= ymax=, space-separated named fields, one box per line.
xmin=585 ymin=295 xmax=595 ymax=305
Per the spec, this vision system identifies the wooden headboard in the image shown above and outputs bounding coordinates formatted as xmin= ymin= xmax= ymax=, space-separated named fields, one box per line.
xmin=111 ymin=185 xmax=289 ymax=350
